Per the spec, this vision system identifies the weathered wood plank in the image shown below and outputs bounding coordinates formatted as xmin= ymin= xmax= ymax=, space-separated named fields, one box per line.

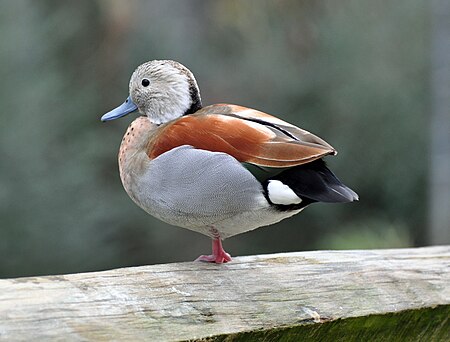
xmin=0 ymin=246 xmax=449 ymax=341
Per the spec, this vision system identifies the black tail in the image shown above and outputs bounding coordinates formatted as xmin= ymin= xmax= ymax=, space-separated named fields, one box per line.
xmin=270 ymin=159 xmax=358 ymax=204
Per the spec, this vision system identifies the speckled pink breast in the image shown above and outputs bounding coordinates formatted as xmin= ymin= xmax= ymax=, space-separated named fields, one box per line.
xmin=118 ymin=116 xmax=157 ymax=197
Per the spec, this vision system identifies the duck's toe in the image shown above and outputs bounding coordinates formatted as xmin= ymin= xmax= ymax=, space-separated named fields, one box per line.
xmin=195 ymin=238 xmax=232 ymax=263
xmin=195 ymin=252 xmax=232 ymax=264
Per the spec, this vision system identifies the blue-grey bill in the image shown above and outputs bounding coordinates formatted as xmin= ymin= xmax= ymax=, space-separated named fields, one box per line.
xmin=101 ymin=96 xmax=138 ymax=122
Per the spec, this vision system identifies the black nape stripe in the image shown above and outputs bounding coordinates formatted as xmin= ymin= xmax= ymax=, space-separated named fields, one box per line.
xmin=185 ymin=82 xmax=202 ymax=115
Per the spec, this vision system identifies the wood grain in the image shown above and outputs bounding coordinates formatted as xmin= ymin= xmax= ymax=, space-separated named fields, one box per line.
xmin=0 ymin=246 xmax=449 ymax=341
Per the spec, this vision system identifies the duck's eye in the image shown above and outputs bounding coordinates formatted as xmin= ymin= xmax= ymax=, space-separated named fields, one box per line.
xmin=141 ymin=79 xmax=150 ymax=87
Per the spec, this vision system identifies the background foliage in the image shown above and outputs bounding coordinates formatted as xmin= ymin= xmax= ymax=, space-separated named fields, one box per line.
xmin=0 ymin=0 xmax=432 ymax=277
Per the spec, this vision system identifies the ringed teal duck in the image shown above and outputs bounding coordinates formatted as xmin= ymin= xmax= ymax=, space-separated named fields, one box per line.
xmin=101 ymin=60 xmax=358 ymax=263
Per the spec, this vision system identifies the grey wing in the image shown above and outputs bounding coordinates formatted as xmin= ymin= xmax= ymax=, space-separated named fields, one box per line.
xmin=137 ymin=145 xmax=269 ymax=227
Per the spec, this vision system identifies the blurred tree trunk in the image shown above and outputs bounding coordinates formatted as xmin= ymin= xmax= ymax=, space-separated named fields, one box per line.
xmin=98 ymin=0 xmax=134 ymax=105
xmin=429 ymin=0 xmax=450 ymax=244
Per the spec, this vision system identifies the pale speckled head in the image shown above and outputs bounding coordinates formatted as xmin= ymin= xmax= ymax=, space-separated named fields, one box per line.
xmin=101 ymin=60 xmax=202 ymax=124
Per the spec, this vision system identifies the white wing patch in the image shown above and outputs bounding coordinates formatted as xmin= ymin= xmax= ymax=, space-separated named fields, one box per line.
xmin=267 ymin=180 xmax=302 ymax=205
xmin=236 ymin=108 xmax=297 ymax=127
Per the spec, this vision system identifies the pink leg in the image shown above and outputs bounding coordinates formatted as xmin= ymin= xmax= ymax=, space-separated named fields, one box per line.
xmin=195 ymin=238 xmax=232 ymax=264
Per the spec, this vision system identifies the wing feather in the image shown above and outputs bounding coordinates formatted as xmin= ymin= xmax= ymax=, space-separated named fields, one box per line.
xmin=198 ymin=104 xmax=337 ymax=153
xmin=147 ymin=104 xmax=336 ymax=167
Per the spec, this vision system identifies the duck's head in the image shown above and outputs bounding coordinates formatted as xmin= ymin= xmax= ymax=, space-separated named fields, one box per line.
xmin=101 ymin=60 xmax=202 ymax=124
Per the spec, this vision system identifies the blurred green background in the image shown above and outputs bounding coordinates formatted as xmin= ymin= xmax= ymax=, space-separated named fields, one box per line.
xmin=1 ymin=0 xmax=448 ymax=278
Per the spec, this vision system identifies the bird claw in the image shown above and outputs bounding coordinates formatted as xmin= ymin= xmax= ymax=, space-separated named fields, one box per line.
xmin=195 ymin=238 xmax=232 ymax=263
xmin=195 ymin=252 xmax=232 ymax=264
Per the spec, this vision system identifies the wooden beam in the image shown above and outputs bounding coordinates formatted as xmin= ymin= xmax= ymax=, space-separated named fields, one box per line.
xmin=0 ymin=246 xmax=449 ymax=341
